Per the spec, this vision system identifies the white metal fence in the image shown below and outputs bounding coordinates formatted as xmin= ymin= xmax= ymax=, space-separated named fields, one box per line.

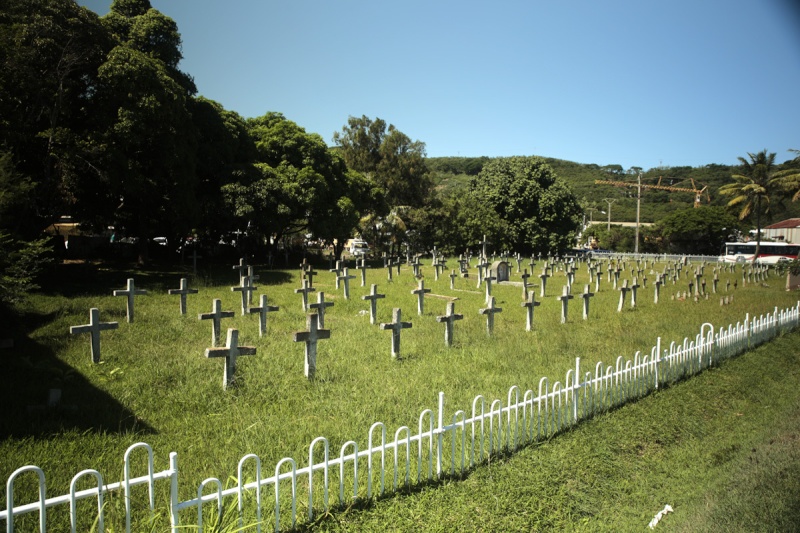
xmin=3 ymin=302 xmax=799 ymax=532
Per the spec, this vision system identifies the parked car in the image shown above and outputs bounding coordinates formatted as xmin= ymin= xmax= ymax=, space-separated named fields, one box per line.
xmin=349 ymin=239 xmax=370 ymax=256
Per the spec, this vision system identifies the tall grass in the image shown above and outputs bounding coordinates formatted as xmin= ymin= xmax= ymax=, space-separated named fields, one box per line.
xmin=1 ymin=257 xmax=796 ymax=530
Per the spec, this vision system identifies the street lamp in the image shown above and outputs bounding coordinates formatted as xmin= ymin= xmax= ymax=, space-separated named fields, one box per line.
xmin=603 ymin=198 xmax=617 ymax=231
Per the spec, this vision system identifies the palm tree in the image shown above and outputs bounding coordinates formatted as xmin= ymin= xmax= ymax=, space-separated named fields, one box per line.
xmin=770 ymin=149 xmax=800 ymax=202
xmin=719 ymin=150 xmax=778 ymax=264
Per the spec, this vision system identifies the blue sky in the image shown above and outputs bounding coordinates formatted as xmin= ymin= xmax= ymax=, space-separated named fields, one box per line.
xmin=79 ymin=0 xmax=800 ymax=170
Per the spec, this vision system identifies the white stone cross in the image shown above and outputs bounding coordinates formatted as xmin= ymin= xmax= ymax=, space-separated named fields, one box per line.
xmin=303 ymin=265 xmax=318 ymax=288
xmin=521 ymin=269 xmax=531 ymax=299
xmin=380 ymin=308 xmax=413 ymax=359
xmin=411 ymin=279 xmax=431 ymax=315
xmin=539 ymin=271 xmax=550 ymax=298
xmin=356 ymin=258 xmax=368 ymax=287
xmin=630 ymin=278 xmax=641 ymax=308
xmin=484 ymin=269 xmax=496 ymax=303
xmin=294 ymin=279 xmax=316 ymax=311
xmin=436 ymin=301 xmax=464 ymax=347
xmin=293 ymin=313 xmax=331 ymax=379
xmin=617 ymin=279 xmax=631 ymax=312
xmin=521 ymin=291 xmax=540 ymax=331
xmin=249 ymin=294 xmax=279 ymax=337
xmin=232 ymin=257 xmax=248 ymax=284
xmin=557 ymin=285 xmax=574 ymax=324
xmin=449 ymin=269 xmax=458 ymax=290
xmin=580 ymin=284 xmax=594 ymax=320
xmin=205 ymin=328 xmax=256 ymax=390
xmin=198 ymin=299 xmax=235 ymax=346
xmin=70 ymin=308 xmax=118 ymax=363
xmin=476 ymin=258 xmax=489 ymax=288
xmin=232 ymin=275 xmax=258 ymax=315
xmin=330 ymin=261 xmax=343 ymax=289
xmin=361 ymin=284 xmax=385 ymax=325
xmin=168 ymin=277 xmax=198 ymax=315
xmin=337 ymin=268 xmax=356 ymax=300
xmin=479 ymin=234 xmax=491 ymax=259
xmin=309 ymin=291 xmax=334 ymax=328
xmin=479 ymin=295 xmax=502 ymax=335
xmin=113 ymin=278 xmax=148 ymax=323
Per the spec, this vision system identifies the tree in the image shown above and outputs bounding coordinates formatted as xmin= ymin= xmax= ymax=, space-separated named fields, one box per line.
xmin=719 ymin=150 xmax=779 ymax=263
xmin=332 ymin=115 xmax=431 ymax=210
xmin=654 ymin=206 xmax=739 ymax=255
xmin=770 ymin=149 xmax=800 ymax=202
xmin=470 ymin=157 xmax=582 ymax=255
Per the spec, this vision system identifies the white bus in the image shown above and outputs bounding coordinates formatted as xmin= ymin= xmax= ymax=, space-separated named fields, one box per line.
xmin=719 ymin=241 xmax=799 ymax=264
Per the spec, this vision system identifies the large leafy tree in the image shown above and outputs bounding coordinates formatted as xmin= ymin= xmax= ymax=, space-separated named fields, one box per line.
xmin=771 ymin=149 xmax=800 ymax=202
xmin=333 ymin=115 xmax=431 ymax=211
xmin=470 ymin=156 xmax=582 ymax=255
xmin=719 ymin=150 xmax=779 ymax=263
xmin=654 ymin=206 xmax=739 ymax=255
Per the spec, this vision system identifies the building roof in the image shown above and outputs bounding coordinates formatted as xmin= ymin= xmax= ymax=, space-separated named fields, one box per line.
xmin=765 ymin=218 xmax=800 ymax=230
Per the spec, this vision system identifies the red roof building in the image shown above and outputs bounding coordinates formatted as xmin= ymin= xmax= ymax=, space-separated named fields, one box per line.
xmin=763 ymin=218 xmax=800 ymax=244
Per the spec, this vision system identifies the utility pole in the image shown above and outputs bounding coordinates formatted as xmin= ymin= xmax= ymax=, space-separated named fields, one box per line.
xmin=635 ymin=172 xmax=641 ymax=254
xmin=603 ymin=198 xmax=617 ymax=231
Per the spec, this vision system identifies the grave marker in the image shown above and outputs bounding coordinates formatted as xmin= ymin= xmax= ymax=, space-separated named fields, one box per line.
xmin=411 ymin=279 xmax=431 ymax=315
xmin=478 ymin=296 xmax=502 ymax=335
xmin=309 ymin=291 xmax=334 ymax=329
xmin=557 ymin=285 xmax=574 ymax=324
xmin=580 ymin=284 xmax=594 ymax=320
xmin=113 ymin=278 xmax=148 ymax=323
xmin=168 ymin=278 xmax=198 ymax=315
xmin=521 ymin=291 xmax=540 ymax=331
xmin=69 ymin=308 xmax=118 ymax=363
xmin=293 ymin=313 xmax=331 ymax=380
xmin=337 ymin=268 xmax=356 ymax=300
xmin=199 ymin=299 xmax=235 ymax=346
xmin=231 ymin=275 xmax=257 ymax=315
xmin=380 ymin=308 xmax=412 ymax=359
xmin=361 ymin=284 xmax=386 ymax=325
xmin=617 ymin=280 xmax=631 ymax=312
xmin=436 ymin=301 xmax=464 ymax=347
xmin=294 ymin=279 xmax=316 ymax=311
xmin=248 ymin=294 xmax=279 ymax=337
xmin=205 ymin=329 xmax=256 ymax=390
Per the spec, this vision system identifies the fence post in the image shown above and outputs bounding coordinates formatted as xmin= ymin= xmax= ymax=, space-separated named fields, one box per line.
xmin=573 ymin=358 xmax=580 ymax=423
xmin=169 ymin=452 xmax=179 ymax=533
xmin=436 ymin=392 xmax=444 ymax=478
xmin=654 ymin=337 xmax=661 ymax=390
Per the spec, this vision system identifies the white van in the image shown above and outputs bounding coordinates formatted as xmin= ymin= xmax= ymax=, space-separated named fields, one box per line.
xmin=348 ymin=239 xmax=370 ymax=256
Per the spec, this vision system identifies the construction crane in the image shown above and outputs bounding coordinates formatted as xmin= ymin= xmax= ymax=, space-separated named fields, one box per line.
xmin=594 ymin=177 xmax=710 ymax=207
xmin=594 ymin=174 xmax=710 ymax=253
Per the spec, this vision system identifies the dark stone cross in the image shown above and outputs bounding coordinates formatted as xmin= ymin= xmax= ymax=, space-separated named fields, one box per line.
xmin=232 ymin=275 xmax=258 ymax=315
xmin=205 ymin=328 xmax=256 ymax=390
xmin=70 ymin=308 xmax=118 ymax=363
xmin=521 ymin=291 xmax=540 ymax=332
xmin=168 ymin=277 xmax=198 ymax=315
xmin=380 ymin=308 xmax=413 ymax=359
xmin=479 ymin=296 xmax=503 ymax=335
xmin=198 ymin=299 xmax=235 ymax=346
xmin=113 ymin=278 xmax=148 ymax=323
xmin=617 ymin=279 xmax=631 ymax=312
xmin=361 ymin=284 xmax=386 ymax=325
xmin=232 ymin=257 xmax=248 ymax=284
xmin=249 ymin=294 xmax=279 ymax=337
xmin=294 ymin=279 xmax=316 ymax=311
xmin=309 ymin=291 xmax=334 ymax=329
xmin=435 ymin=301 xmax=464 ymax=347
xmin=411 ymin=279 xmax=431 ymax=315
xmin=293 ymin=313 xmax=331 ymax=380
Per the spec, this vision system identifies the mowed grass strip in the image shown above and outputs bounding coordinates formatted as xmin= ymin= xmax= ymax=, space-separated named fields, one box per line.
xmin=312 ymin=330 xmax=800 ymax=532
xmin=0 ymin=260 xmax=797 ymax=530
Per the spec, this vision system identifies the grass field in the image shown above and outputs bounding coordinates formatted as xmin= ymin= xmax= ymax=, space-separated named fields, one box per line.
xmin=1 ymin=256 xmax=798 ymax=531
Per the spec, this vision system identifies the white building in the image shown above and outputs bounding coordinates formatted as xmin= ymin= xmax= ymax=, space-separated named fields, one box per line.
xmin=763 ymin=218 xmax=800 ymax=244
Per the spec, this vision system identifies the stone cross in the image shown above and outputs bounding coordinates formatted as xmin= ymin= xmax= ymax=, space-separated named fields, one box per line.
xmin=479 ymin=295 xmax=503 ymax=335
xmin=303 ymin=265 xmax=318 ymax=288
xmin=232 ymin=275 xmax=257 ymax=315
xmin=521 ymin=291 xmax=540 ymax=332
xmin=113 ymin=278 xmax=148 ymax=323
xmin=205 ymin=328 xmax=255 ymax=390
xmin=356 ymin=258 xmax=368 ymax=287
xmin=294 ymin=279 xmax=316 ymax=311
xmin=557 ymin=285 xmax=574 ymax=324
xmin=70 ymin=308 xmax=118 ymax=363
xmin=248 ymin=294 xmax=279 ymax=337
xmin=580 ymin=284 xmax=594 ymax=320
xmin=521 ymin=269 xmax=531 ymax=299
xmin=199 ymin=299 xmax=235 ymax=346
xmin=712 ymin=273 xmax=719 ymax=294
xmin=309 ymin=291 xmax=334 ymax=329
xmin=449 ymin=269 xmax=458 ymax=290
xmin=168 ymin=277 xmax=198 ymax=315
xmin=330 ymin=261 xmax=343 ymax=289
xmin=361 ymin=284 xmax=385 ymax=325
xmin=539 ymin=271 xmax=550 ymax=298
xmin=386 ymin=259 xmax=395 ymax=281
xmin=478 ymin=234 xmax=491 ymax=259
xmin=654 ymin=274 xmax=663 ymax=304
xmin=380 ymin=308 xmax=412 ymax=359
xmin=476 ymin=257 xmax=489 ymax=288
xmin=484 ymin=269 xmax=496 ymax=303
xmin=617 ymin=279 xmax=631 ymax=312
xmin=630 ymin=278 xmax=640 ymax=308
xmin=232 ymin=257 xmax=248 ymax=284
xmin=337 ymin=268 xmax=356 ymax=300
xmin=411 ymin=279 xmax=431 ymax=315
xmin=293 ymin=313 xmax=331 ymax=380
xmin=436 ymin=301 xmax=464 ymax=347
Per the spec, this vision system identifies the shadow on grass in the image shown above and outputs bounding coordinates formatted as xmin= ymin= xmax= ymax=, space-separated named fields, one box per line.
xmin=0 ymin=308 xmax=156 ymax=439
